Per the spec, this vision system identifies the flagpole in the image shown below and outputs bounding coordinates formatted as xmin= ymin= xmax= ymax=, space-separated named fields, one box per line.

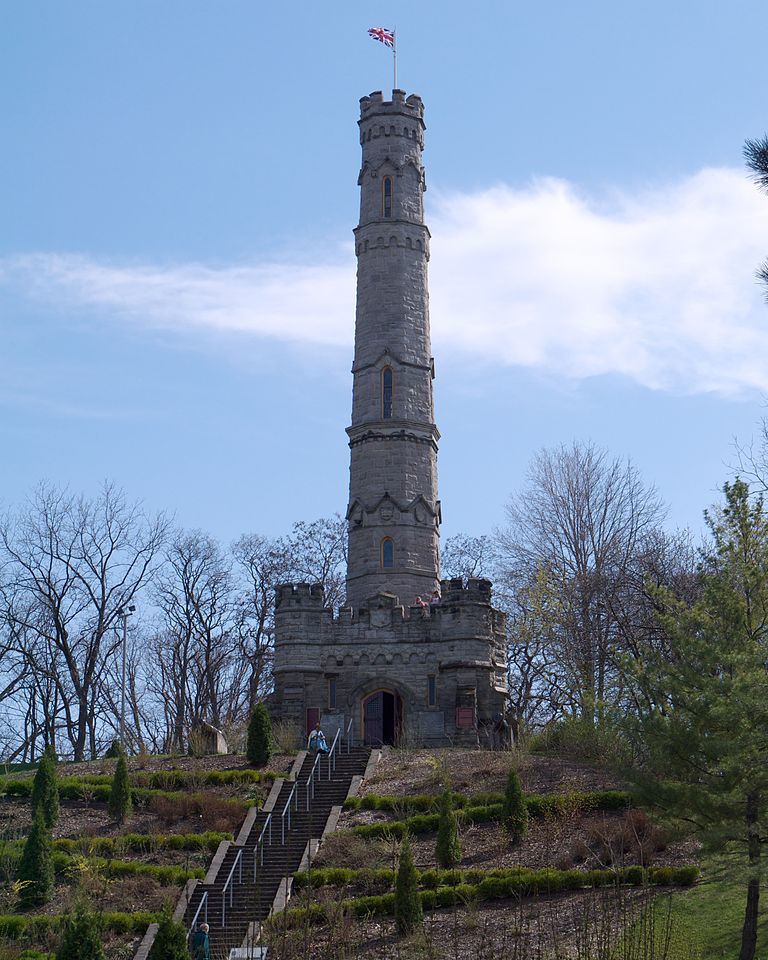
xmin=393 ymin=29 xmax=397 ymax=90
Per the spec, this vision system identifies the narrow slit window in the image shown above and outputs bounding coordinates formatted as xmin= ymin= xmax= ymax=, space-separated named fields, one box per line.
xmin=381 ymin=538 xmax=394 ymax=569
xmin=328 ymin=678 xmax=337 ymax=710
xmin=428 ymin=675 xmax=437 ymax=707
xmin=383 ymin=177 xmax=392 ymax=218
xmin=382 ymin=367 xmax=393 ymax=419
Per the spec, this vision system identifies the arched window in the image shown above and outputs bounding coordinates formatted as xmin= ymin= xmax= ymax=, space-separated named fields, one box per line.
xmin=381 ymin=538 xmax=394 ymax=569
xmin=382 ymin=177 xmax=392 ymax=218
xmin=381 ymin=366 xmax=393 ymax=419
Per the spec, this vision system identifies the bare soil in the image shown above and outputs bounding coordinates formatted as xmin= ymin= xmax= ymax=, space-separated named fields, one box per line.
xmin=362 ymin=748 xmax=620 ymax=798
xmin=268 ymin=886 xmax=660 ymax=960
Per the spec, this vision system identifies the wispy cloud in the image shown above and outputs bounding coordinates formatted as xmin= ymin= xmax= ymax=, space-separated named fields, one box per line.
xmin=2 ymin=167 xmax=767 ymax=396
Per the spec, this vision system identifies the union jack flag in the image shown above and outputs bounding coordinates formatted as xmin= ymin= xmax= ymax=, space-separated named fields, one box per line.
xmin=368 ymin=26 xmax=395 ymax=48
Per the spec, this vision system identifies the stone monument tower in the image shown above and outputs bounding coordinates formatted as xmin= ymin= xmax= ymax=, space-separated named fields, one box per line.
xmin=346 ymin=89 xmax=440 ymax=608
xmin=273 ymin=91 xmax=507 ymax=747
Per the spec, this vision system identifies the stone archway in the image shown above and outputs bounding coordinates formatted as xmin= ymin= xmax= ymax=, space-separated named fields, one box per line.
xmin=362 ymin=688 xmax=403 ymax=746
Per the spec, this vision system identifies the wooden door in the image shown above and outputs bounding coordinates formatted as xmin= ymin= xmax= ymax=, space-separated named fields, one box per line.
xmin=363 ymin=692 xmax=384 ymax=746
xmin=306 ymin=707 xmax=320 ymax=738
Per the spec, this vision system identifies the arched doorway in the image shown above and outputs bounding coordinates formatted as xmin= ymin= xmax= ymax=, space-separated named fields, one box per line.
xmin=362 ymin=689 xmax=403 ymax=746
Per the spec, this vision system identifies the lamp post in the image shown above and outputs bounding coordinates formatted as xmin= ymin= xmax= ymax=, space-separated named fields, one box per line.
xmin=116 ymin=605 xmax=136 ymax=748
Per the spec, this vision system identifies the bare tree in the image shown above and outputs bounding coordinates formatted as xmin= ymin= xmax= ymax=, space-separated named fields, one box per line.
xmin=150 ymin=530 xmax=243 ymax=751
xmin=284 ymin=515 xmax=347 ymax=608
xmin=0 ymin=483 xmax=168 ymax=760
xmin=232 ymin=534 xmax=292 ymax=711
xmin=441 ymin=534 xmax=496 ymax=580
xmin=496 ymin=442 xmax=665 ymax=725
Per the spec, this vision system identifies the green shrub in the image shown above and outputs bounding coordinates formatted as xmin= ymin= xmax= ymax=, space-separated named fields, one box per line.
xmin=394 ymin=835 xmax=421 ymax=936
xmin=501 ymin=769 xmax=528 ymax=840
xmin=247 ymin=703 xmax=273 ymax=766
xmin=30 ymin=749 xmax=59 ymax=828
xmin=0 ymin=916 xmax=27 ymax=937
xmin=17 ymin=813 xmax=54 ymax=907
xmin=104 ymin=740 xmax=122 ymax=759
xmin=435 ymin=789 xmax=461 ymax=868
xmin=56 ymin=902 xmax=104 ymax=960
xmin=108 ymin=754 xmax=132 ymax=823
xmin=148 ymin=907 xmax=189 ymax=960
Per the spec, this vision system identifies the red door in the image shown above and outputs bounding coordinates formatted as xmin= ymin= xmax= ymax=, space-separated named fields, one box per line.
xmin=306 ymin=707 xmax=320 ymax=739
xmin=363 ymin=692 xmax=384 ymax=746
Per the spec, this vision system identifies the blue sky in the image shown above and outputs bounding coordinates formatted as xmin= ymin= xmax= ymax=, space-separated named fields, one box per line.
xmin=2 ymin=1 xmax=768 ymax=545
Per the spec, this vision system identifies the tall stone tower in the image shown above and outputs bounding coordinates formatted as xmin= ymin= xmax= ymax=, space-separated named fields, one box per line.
xmin=273 ymin=91 xmax=507 ymax=747
xmin=346 ymin=90 xmax=441 ymax=607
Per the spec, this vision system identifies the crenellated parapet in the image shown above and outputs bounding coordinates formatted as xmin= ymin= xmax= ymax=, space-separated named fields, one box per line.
xmin=275 ymin=582 xmax=327 ymax=610
xmin=440 ymin=578 xmax=493 ymax=605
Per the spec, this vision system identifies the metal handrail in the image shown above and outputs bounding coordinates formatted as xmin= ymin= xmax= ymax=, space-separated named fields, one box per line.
xmin=326 ymin=727 xmax=341 ymax=779
xmin=305 ymin=751 xmax=321 ymax=810
xmin=221 ymin=848 xmax=243 ymax=927
xmin=344 ymin=715 xmax=353 ymax=753
xmin=253 ymin=812 xmax=273 ymax=879
xmin=280 ymin=782 xmax=298 ymax=844
xmin=187 ymin=890 xmax=208 ymax=937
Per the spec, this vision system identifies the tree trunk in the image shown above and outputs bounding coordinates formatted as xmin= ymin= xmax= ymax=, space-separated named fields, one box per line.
xmin=739 ymin=791 xmax=761 ymax=960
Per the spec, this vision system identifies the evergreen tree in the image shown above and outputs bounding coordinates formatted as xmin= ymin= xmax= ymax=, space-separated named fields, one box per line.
xmin=56 ymin=901 xmax=105 ymax=960
xmin=17 ymin=812 xmax=54 ymax=907
xmin=246 ymin=703 xmax=273 ymax=766
xmin=107 ymin=752 xmax=132 ymax=824
xmin=104 ymin=739 xmax=121 ymax=759
xmin=502 ymin=768 xmax=528 ymax=841
xmin=434 ymin=789 xmax=461 ymax=868
xmin=394 ymin=833 xmax=422 ymax=936
xmin=148 ymin=907 xmax=189 ymax=960
xmin=745 ymin=135 xmax=768 ymax=294
xmin=30 ymin=747 xmax=59 ymax=829
xmin=628 ymin=480 xmax=768 ymax=960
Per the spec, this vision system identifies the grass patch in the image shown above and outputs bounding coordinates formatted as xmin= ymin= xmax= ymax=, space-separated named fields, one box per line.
xmin=653 ymin=857 xmax=768 ymax=960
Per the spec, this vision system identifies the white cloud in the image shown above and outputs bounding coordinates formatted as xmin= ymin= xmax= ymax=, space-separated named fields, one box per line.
xmin=2 ymin=167 xmax=768 ymax=396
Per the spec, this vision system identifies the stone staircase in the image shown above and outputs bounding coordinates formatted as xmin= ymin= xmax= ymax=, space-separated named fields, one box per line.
xmin=183 ymin=743 xmax=371 ymax=957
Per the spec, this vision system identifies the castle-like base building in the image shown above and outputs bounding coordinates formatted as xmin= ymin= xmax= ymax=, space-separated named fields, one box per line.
xmin=273 ymin=90 xmax=507 ymax=747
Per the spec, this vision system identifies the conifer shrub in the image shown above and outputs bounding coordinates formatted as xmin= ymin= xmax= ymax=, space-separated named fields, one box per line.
xmin=30 ymin=749 xmax=59 ymax=829
xmin=502 ymin=769 xmax=528 ymax=840
xmin=394 ymin=834 xmax=422 ymax=936
xmin=435 ymin=788 xmax=461 ymax=868
xmin=148 ymin=907 xmax=189 ymax=960
xmin=246 ymin=703 xmax=273 ymax=766
xmin=17 ymin=813 xmax=54 ymax=908
xmin=108 ymin=753 xmax=132 ymax=824
xmin=104 ymin=739 xmax=122 ymax=759
xmin=56 ymin=902 xmax=105 ymax=960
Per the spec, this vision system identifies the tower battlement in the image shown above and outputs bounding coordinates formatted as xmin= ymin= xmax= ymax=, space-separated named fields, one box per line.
xmin=275 ymin=582 xmax=325 ymax=609
xmin=440 ymin=578 xmax=494 ymax=605
xmin=360 ymin=90 xmax=425 ymax=119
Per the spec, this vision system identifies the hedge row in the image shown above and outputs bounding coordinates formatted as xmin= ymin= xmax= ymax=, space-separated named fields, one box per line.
xmin=0 ymin=769 xmax=275 ymax=799
xmin=0 ymin=912 xmax=159 ymax=939
xmin=347 ymin=792 xmax=629 ymax=841
xmin=343 ymin=789 xmax=629 ymax=817
xmin=51 ymin=852 xmax=204 ymax=886
xmin=278 ymin=865 xmax=699 ymax=929
xmin=293 ymin=863 xmax=698 ymax=894
xmin=50 ymin=830 xmax=230 ymax=855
